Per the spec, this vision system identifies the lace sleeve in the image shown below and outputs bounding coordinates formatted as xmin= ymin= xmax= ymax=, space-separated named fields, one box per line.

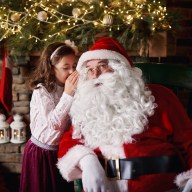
xmin=30 ymin=86 xmax=73 ymax=131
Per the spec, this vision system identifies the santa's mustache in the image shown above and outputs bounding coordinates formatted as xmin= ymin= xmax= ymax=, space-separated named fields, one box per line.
xmin=100 ymin=72 xmax=115 ymax=79
xmin=91 ymin=72 xmax=114 ymax=86
xmin=77 ymin=72 xmax=118 ymax=92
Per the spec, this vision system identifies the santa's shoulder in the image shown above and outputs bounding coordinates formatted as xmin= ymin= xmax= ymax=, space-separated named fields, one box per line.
xmin=146 ymin=84 xmax=180 ymax=104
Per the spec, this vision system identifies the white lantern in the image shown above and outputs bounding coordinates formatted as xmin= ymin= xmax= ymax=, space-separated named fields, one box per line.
xmin=0 ymin=114 xmax=10 ymax=144
xmin=10 ymin=114 xmax=26 ymax=144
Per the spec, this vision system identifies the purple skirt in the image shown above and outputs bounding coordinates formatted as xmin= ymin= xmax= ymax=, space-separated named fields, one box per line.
xmin=20 ymin=139 xmax=74 ymax=192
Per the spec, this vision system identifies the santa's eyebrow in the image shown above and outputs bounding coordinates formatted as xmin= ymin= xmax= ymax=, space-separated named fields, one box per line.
xmin=98 ymin=59 xmax=108 ymax=64
xmin=86 ymin=59 xmax=108 ymax=68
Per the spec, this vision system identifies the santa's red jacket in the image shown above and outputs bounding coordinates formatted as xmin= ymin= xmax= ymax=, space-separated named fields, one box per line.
xmin=57 ymin=84 xmax=192 ymax=192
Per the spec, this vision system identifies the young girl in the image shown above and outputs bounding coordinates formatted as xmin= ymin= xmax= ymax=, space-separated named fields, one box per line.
xmin=20 ymin=41 xmax=79 ymax=192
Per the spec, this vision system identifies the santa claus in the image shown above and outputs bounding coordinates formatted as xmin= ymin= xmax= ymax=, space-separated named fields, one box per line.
xmin=57 ymin=37 xmax=192 ymax=192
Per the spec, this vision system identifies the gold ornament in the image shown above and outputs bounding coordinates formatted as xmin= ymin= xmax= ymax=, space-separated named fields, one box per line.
xmin=72 ymin=8 xmax=81 ymax=18
xmin=37 ymin=11 xmax=48 ymax=21
xmin=10 ymin=13 xmax=21 ymax=22
xmin=56 ymin=0 xmax=67 ymax=3
xmin=135 ymin=0 xmax=146 ymax=4
xmin=102 ymin=15 xmax=113 ymax=25
xmin=126 ymin=15 xmax=133 ymax=24
xmin=110 ymin=1 xmax=121 ymax=7
xmin=81 ymin=0 xmax=99 ymax=4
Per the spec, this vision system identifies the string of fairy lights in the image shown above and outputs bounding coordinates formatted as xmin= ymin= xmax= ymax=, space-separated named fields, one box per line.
xmin=0 ymin=0 xmax=175 ymax=54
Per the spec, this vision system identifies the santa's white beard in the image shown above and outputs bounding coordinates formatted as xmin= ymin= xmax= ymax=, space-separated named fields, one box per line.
xmin=70 ymin=65 xmax=156 ymax=149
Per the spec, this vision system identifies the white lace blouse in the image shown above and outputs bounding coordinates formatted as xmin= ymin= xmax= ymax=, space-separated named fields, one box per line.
xmin=30 ymin=84 xmax=73 ymax=145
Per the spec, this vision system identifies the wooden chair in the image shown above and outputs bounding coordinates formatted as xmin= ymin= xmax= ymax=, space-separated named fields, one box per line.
xmin=134 ymin=63 xmax=192 ymax=119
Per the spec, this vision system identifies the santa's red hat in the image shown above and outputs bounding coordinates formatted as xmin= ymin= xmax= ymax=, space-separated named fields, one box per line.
xmin=77 ymin=37 xmax=133 ymax=71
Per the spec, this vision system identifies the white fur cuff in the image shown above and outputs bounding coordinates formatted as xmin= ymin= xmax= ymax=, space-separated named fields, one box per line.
xmin=57 ymin=145 xmax=96 ymax=181
xmin=175 ymin=169 xmax=192 ymax=188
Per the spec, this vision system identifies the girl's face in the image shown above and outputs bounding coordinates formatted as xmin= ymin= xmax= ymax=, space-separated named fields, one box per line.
xmin=54 ymin=54 xmax=77 ymax=86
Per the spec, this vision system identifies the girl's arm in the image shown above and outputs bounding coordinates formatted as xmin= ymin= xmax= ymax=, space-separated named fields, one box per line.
xmin=30 ymin=85 xmax=73 ymax=131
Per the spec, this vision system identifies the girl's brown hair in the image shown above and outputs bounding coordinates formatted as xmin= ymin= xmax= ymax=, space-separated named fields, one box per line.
xmin=28 ymin=42 xmax=75 ymax=92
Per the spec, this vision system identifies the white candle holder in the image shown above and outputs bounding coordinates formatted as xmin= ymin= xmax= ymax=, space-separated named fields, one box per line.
xmin=10 ymin=114 xmax=26 ymax=144
xmin=0 ymin=114 xmax=10 ymax=143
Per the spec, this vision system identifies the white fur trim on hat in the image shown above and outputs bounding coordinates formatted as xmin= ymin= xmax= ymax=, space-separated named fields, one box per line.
xmin=76 ymin=49 xmax=131 ymax=71
xmin=57 ymin=144 xmax=96 ymax=181
xmin=175 ymin=169 xmax=192 ymax=188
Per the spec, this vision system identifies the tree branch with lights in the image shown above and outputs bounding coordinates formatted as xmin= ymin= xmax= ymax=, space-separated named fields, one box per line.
xmin=0 ymin=0 xmax=180 ymax=56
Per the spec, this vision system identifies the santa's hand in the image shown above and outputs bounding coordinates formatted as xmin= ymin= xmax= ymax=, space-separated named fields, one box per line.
xmin=79 ymin=154 xmax=110 ymax=192
xmin=175 ymin=170 xmax=192 ymax=192
xmin=182 ymin=178 xmax=192 ymax=192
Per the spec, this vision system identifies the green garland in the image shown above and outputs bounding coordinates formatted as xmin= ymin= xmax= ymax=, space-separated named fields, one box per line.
xmin=0 ymin=0 xmax=180 ymax=56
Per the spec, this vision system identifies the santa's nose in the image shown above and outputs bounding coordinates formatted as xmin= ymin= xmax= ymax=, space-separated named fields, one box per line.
xmin=91 ymin=68 xmax=101 ymax=79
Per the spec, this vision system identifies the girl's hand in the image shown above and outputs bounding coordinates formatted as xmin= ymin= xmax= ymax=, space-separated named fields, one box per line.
xmin=64 ymin=71 xmax=79 ymax=96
